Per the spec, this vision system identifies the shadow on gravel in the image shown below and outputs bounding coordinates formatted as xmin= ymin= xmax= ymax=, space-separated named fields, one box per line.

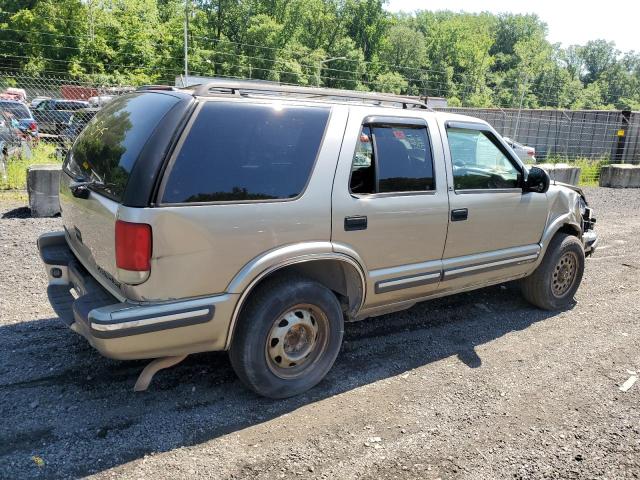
xmin=0 ymin=284 xmax=565 ymax=478
xmin=1 ymin=206 xmax=32 ymax=219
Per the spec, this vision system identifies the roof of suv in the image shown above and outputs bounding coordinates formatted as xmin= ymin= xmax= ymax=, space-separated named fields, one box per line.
xmin=160 ymin=80 xmax=490 ymax=127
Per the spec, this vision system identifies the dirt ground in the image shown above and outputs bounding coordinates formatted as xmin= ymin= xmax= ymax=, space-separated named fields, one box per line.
xmin=0 ymin=187 xmax=639 ymax=480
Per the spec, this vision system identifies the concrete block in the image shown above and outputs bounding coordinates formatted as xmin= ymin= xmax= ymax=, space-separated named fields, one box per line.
xmin=537 ymin=163 xmax=581 ymax=186
xmin=27 ymin=164 xmax=61 ymax=217
xmin=599 ymin=164 xmax=640 ymax=188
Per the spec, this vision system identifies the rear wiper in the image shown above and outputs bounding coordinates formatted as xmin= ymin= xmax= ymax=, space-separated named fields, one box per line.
xmin=69 ymin=178 xmax=106 ymax=199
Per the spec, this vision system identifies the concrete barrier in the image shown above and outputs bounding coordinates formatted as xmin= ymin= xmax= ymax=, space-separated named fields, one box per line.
xmin=537 ymin=163 xmax=581 ymax=186
xmin=27 ymin=164 xmax=61 ymax=217
xmin=599 ymin=164 xmax=640 ymax=188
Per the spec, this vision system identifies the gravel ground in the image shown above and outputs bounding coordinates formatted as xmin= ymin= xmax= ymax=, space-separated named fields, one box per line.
xmin=0 ymin=187 xmax=639 ymax=480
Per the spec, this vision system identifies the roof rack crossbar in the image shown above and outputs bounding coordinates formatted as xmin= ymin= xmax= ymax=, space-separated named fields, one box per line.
xmin=191 ymin=80 xmax=429 ymax=110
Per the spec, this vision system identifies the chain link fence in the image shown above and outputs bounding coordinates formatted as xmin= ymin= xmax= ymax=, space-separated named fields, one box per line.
xmin=1 ymin=70 xmax=639 ymax=189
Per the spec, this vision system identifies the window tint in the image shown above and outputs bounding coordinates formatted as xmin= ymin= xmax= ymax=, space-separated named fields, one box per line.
xmin=64 ymin=92 xmax=179 ymax=202
xmin=161 ymin=102 xmax=329 ymax=203
xmin=350 ymin=124 xmax=434 ymax=194
xmin=447 ymin=128 xmax=521 ymax=190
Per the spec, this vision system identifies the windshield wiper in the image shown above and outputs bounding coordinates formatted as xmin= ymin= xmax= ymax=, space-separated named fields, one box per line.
xmin=69 ymin=178 xmax=107 ymax=199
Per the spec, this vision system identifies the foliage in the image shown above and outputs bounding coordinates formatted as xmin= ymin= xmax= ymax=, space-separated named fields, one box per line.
xmin=0 ymin=143 xmax=58 ymax=190
xmin=0 ymin=0 xmax=639 ymax=110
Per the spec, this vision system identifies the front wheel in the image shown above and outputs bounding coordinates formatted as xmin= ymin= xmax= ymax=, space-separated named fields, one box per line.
xmin=229 ymin=275 xmax=344 ymax=398
xmin=520 ymin=233 xmax=585 ymax=310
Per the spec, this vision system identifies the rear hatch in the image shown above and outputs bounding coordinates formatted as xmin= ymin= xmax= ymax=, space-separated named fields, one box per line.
xmin=60 ymin=91 xmax=185 ymax=296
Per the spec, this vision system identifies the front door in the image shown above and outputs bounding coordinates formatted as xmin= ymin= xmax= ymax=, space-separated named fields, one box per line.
xmin=332 ymin=110 xmax=450 ymax=308
xmin=439 ymin=120 xmax=549 ymax=290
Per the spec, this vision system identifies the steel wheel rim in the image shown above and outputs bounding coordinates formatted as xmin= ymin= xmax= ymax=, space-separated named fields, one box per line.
xmin=552 ymin=251 xmax=578 ymax=297
xmin=265 ymin=304 xmax=329 ymax=379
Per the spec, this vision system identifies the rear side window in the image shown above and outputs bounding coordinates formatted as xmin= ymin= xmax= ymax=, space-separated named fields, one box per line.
xmin=161 ymin=102 xmax=329 ymax=203
xmin=64 ymin=93 xmax=180 ymax=202
xmin=350 ymin=124 xmax=435 ymax=194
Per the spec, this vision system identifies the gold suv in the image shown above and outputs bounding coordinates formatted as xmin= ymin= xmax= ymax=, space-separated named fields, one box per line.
xmin=38 ymin=81 xmax=597 ymax=398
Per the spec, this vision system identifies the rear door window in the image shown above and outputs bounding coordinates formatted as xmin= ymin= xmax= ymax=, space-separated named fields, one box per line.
xmin=350 ymin=123 xmax=435 ymax=194
xmin=64 ymin=92 xmax=180 ymax=202
xmin=161 ymin=102 xmax=330 ymax=203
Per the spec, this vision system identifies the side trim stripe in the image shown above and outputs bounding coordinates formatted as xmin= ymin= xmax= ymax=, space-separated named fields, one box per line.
xmin=374 ymin=252 xmax=539 ymax=294
xmin=375 ymin=271 xmax=441 ymax=294
xmin=443 ymin=254 xmax=538 ymax=279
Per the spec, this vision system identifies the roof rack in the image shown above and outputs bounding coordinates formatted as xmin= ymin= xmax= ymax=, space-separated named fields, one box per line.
xmin=137 ymin=85 xmax=180 ymax=92
xmin=190 ymin=80 xmax=430 ymax=110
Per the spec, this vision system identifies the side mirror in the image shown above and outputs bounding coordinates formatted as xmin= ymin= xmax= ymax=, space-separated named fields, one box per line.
xmin=524 ymin=166 xmax=550 ymax=193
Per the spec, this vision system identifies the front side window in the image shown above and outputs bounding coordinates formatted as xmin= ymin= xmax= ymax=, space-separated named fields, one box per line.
xmin=447 ymin=128 xmax=521 ymax=190
xmin=350 ymin=124 xmax=434 ymax=194
xmin=161 ymin=102 xmax=330 ymax=203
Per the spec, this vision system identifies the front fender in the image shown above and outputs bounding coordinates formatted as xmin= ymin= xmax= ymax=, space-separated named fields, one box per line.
xmin=534 ymin=185 xmax=583 ymax=267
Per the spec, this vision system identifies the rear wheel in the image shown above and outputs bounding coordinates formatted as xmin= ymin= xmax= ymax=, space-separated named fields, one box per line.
xmin=229 ymin=275 xmax=344 ymax=398
xmin=520 ymin=233 xmax=585 ymax=310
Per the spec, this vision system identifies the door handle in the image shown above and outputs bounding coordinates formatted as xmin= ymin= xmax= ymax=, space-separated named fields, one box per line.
xmin=344 ymin=216 xmax=367 ymax=231
xmin=451 ymin=208 xmax=468 ymax=221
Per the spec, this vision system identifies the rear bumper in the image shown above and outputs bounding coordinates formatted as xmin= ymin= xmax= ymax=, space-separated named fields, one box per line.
xmin=38 ymin=231 xmax=237 ymax=359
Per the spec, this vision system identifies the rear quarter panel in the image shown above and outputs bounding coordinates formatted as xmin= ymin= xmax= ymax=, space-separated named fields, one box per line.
xmin=118 ymin=105 xmax=349 ymax=302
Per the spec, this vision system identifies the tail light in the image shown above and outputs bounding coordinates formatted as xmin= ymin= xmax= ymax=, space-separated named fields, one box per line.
xmin=115 ymin=220 xmax=152 ymax=283
xmin=29 ymin=121 xmax=37 ymax=131
xmin=528 ymin=150 xmax=535 ymax=157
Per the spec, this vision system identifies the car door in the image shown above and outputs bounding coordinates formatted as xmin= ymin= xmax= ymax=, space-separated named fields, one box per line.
xmin=332 ymin=109 xmax=450 ymax=309
xmin=439 ymin=120 xmax=549 ymax=290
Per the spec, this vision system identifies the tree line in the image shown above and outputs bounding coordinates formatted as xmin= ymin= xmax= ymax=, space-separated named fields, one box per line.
xmin=1 ymin=0 xmax=639 ymax=110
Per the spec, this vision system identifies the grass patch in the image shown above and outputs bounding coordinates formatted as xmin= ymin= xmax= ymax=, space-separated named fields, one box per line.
xmin=541 ymin=155 xmax=610 ymax=187
xmin=0 ymin=143 xmax=60 ymax=190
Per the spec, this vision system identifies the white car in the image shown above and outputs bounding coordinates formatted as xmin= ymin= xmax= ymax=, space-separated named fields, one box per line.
xmin=504 ymin=137 xmax=536 ymax=162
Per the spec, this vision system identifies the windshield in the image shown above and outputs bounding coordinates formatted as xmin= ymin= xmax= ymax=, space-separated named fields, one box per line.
xmin=64 ymin=92 xmax=179 ymax=202
xmin=0 ymin=101 xmax=30 ymax=119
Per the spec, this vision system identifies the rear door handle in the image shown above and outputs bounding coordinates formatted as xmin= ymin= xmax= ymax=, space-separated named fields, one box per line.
xmin=451 ymin=208 xmax=468 ymax=221
xmin=344 ymin=216 xmax=367 ymax=231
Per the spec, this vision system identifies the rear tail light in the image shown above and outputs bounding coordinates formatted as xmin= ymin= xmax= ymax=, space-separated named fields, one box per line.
xmin=528 ymin=150 xmax=535 ymax=157
xmin=115 ymin=220 xmax=152 ymax=283
xmin=29 ymin=121 xmax=37 ymax=131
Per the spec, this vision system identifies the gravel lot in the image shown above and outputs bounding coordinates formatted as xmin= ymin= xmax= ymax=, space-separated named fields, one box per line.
xmin=0 ymin=187 xmax=639 ymax=480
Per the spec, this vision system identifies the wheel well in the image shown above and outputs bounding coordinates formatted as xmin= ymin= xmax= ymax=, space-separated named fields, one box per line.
xmin=244 ymin=259 xmax=365 ymax=320
xmin=557 ymin=223 xmax=581 ymax=239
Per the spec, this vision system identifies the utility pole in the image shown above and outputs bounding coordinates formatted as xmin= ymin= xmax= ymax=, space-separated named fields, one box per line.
xmin=513 ymin=71 xmax=529 ymax=140
xmin=184 ymin=0 xmax=189 ymax=81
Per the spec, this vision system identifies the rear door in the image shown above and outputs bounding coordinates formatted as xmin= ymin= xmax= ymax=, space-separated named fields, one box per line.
xmin=332 ymin=109 xmax=449 ymax=308
xmin=60 ymin=92 xmax=183 ymax=294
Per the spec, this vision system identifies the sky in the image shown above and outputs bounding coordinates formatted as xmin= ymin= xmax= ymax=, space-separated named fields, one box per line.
xmin=386 ymin=0 xmax=639 ymax=53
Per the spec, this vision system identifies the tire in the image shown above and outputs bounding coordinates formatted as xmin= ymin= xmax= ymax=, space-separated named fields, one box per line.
xmin=520 ymin=233 xmax=585 ymax=310
xmin=229 ymin=274 xmax=344 ymax=399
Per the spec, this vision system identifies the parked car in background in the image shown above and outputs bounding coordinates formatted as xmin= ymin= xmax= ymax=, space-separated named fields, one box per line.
xmin=0 ymin=112 xmax=26 ymax=158
xmin=32 ymin=99 xmax=89 ymax=135
xmin=88 ymin=95 xmax=114 ymax=107
xmin=31 ymin=96 xmax=51 ymax=109
xmin=503 ymin=137 xmax=536 ymax=162
xmin=0 ymin=99 xmax=39 ymax=141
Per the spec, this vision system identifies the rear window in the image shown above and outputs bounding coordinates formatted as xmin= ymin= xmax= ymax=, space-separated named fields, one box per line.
xmin=0 ymin=101 xmax=30 ymax=119
xmin=160 ymin=102 xmax=330 ymax=203
xmin=64 ymin=93 xmax=179 ymax=202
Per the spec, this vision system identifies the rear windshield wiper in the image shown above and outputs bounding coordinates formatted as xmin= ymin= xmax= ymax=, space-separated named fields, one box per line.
xmin=69 ymin=178 xmax=107 ymax=199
